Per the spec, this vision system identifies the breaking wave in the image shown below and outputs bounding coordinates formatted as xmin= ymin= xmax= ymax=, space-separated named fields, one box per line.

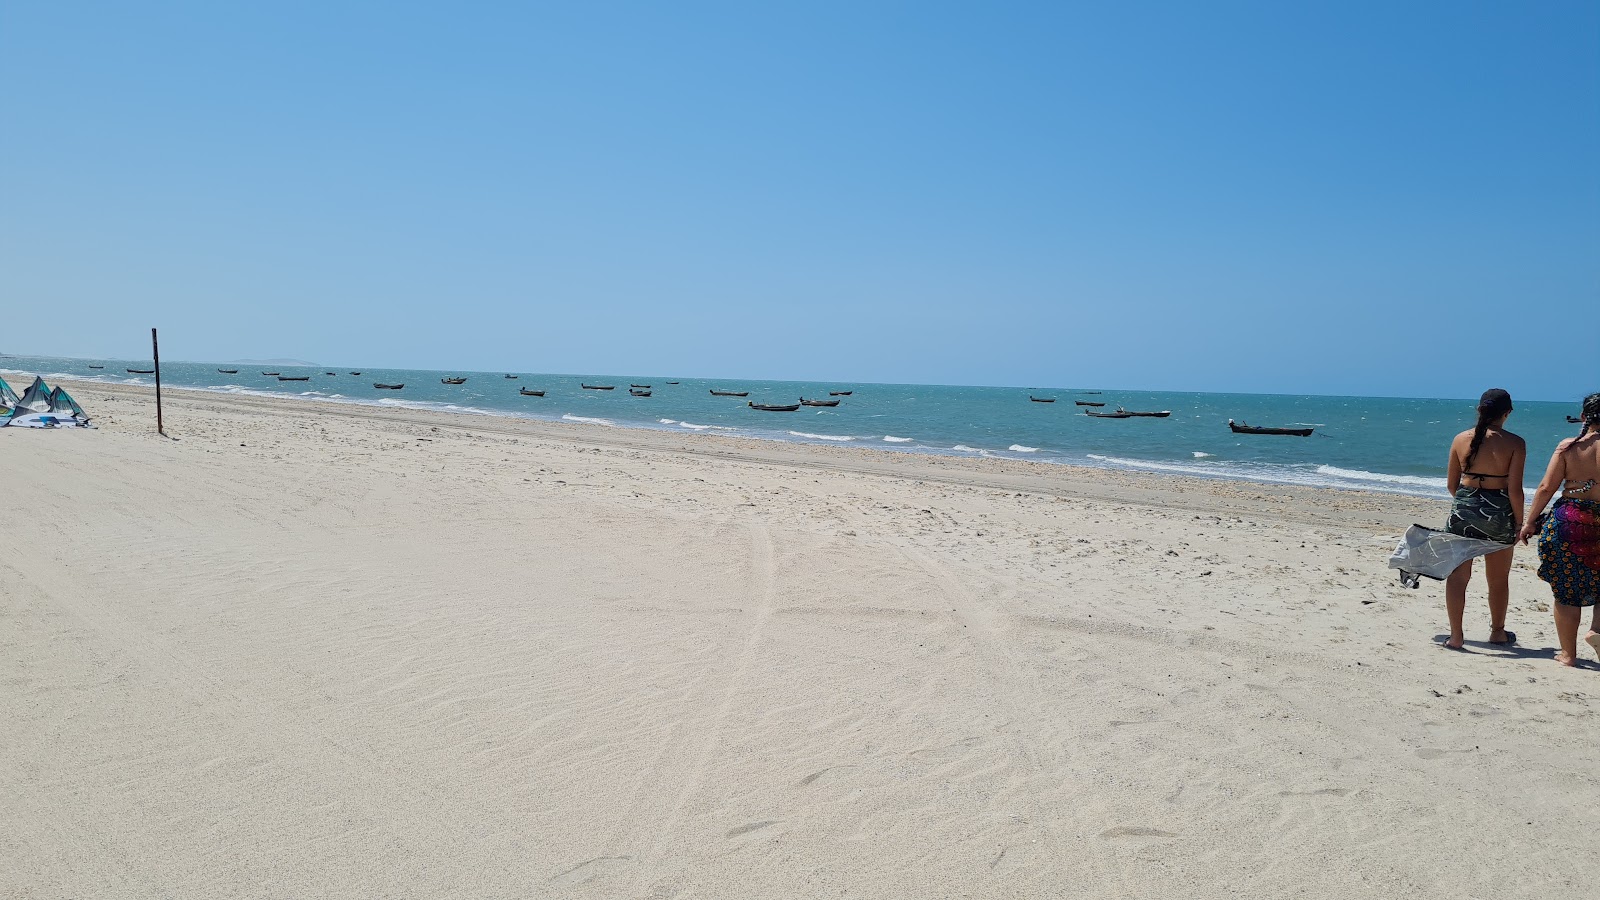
xmin=789 ymin=431 xmax=854 ymax=441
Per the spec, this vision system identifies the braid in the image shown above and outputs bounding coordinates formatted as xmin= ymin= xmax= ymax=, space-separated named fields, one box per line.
xmin=1465 ymin=388 xmax=1513 ymax=470
xmin=1580 ymin=392 xmax=1600 ymax=440
xmin=1465 ymin=414 xmax=1492 ymax=470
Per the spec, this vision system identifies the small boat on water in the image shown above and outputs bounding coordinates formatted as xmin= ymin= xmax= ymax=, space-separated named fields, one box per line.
xmin=325 ymin=372 xmax=336 ymax=376
xmin=1081 ymin=391 xmax=1103 ymax=395
xmin=261 ymin=371 xmax=280 ymax=376
xmin=127 ymin=368 xmax=155 ymax=374
xmin=800 ymin=397 xmax=840 ymax=407
xmin=374 ymin=383 xmax=404 ymax=389
xmin=1074 ymin=400 xmax=1105 ymax=407
xmin=630 ymin=384 xmax=651 ymax=389
xmin=710 ymin=389 xmax=749 ymax=397
xmin=1029 ymin=396 xmax=1055 ymax=403
xmin=217 ymin=368 xmax=239 ymax=374
xmin=1085 ymin=409 xmax=1133 ymax=419
xmin=1229 ymin=419 xmax=1313 ymax=437
xmin=630 ymin=389 xmax=652 ymax=397
xmin=279 ymin=376 xmax=311 ymax=382
xmin=1568 ymin=416 xmax=1582 ymax=424
xmin=749 ymin=402 xmax=801 ymax=412
xmin=88 ymin=365 xmax=105 ymax=369
xmin=582 ymin=384 xmax=615 ymax=390
xmin=829 ymin=391 xmax=853 ymax=396
xmin=504 ymin=374 xmax=518 ymax=379
xmin=520 ymin=388 xmax=545 ymax=396
xmin=349 ymin=372 xmax=362 ymax=376
xmin=1121 ymin=409 xmax=1171 ymax=418
xmin=441 ymin=377 xmax=467 ymax=385
xmin=666 ymin=381 xmax=680 ymax=385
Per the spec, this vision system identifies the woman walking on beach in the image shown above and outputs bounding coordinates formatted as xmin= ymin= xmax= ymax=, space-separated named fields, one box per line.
xmin=1442 ymin=389 xmax=1525 ymax=649
xmin=1518 ymin=392 xmax=1600 ymax=666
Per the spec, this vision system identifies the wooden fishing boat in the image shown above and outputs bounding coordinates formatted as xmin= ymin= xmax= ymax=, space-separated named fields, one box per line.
xmin=1229 ymin=419 xmax=1313 ymax=437
xmin=519 ymin=388 xmax=545 ymax=396
xmin=325 ymin=372 xmax=336 ymax=376
xmin=349 ymin=372 xmax=361 ymax=375
xmin=1084 ymin=409 xmax=1133 ymax=419
xmin=441 ymin=377 xmax=467 ymax=385
xmin=581 ymin=384 xmax=615 ymax=390
xmin=800 ymin=397 xmax=840 ymax=407
xmin=1074 ymin=400 xmax=1105 ymax=407
xmin=666 ymin=381 xmax=680 ymax=385
xmin=710 ymin=389 xmax=749 ymax=397
xmin=630 ymin=384 xmax=651 ymax=389
xmin=829 ymin=391 xmax=853 ymax=396
xmin=1081 ymin=391 xmax=1102 ymax=395
xmin=374 ymin=383 xmax=404 ymax=389
xmin=278 ymin=376 xmax=311 ymax=382
xmin=127 ymin=368 xmax=155 ymax=374
xmin=504 ymin=374 xmax=518 ymax=379
xmin=1568 ymin=416 xmax=1582 ymax=424
xmin=87 ymin=365 xmax=105 ymax=369
xmin=1029 ymin=396 xmax=1055 ymax=403
xmin=749 ymin=402 xmax=801 ymax=412
xmin=217 ymin=368 xmax=239 ymax=374
xmin=1121 ymin=409 xmax=1171 ymax=418
xmin=630 ymin=389 xmax=652 ymax=397
xmin=261 ymin=371 xmax=280 ymax=376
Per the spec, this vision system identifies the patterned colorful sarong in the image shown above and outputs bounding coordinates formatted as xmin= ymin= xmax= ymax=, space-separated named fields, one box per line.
xmin=1538 ymin=498 xmax=1600 ymax=607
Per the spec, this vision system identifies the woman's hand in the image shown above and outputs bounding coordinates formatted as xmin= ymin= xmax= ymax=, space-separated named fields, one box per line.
xmin=1517 ymin=520 xmax=1539 ymax=545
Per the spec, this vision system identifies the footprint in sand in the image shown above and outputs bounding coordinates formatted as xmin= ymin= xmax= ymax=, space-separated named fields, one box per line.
xmin=1101 ymin=826 xmax=1177 ymax=839
xmin=796 ymin=765 xmax=856 ymax=786
xmin=1278 ymin=787 xmax=1351 ymax=797
xmin=726 ymin=820 xmax=779 ymax=838
xmin=548 ymin=855 xmax=631 ymax=887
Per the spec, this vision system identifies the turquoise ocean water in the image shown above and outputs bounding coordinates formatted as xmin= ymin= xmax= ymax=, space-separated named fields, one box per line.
xmin=5 ymin=354 xmax=1588 ymax=498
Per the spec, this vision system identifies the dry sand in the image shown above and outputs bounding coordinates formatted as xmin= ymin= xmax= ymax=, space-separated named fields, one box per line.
xmin=3 ymin=380 xmax=1593 ymax=899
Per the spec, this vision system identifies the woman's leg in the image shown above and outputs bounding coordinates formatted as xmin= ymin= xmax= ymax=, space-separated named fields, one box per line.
xmin=1587 ymin=607 xmax=1600 ymax=659
xmin=1444 ymin=559 xmax=1473 ymax=648
xmin=1553 ymin=602 xmax=1581 ymax=666
xmin=1482 ymin=547 xmax=1514 ymax=643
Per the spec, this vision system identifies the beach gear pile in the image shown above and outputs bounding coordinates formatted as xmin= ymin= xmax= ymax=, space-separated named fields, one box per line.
xmin=0 ymin=375 xmax=92 ymax=428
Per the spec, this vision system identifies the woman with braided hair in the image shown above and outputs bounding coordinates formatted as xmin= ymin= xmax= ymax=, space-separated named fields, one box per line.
xmin=1441 ymin=389 xmax=1526 ymax=649
xmin=1519 ymin=392 xmax=1600 ymax=666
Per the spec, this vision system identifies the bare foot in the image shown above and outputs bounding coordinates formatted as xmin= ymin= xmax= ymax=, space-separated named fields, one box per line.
xmin=1587 ymin=632 xmax=1600 ymax=660
xmin=1442 ymin=636 xmax=1465 ymax=650
xmin=1555 ymin=651 xmax=1578 ymax=667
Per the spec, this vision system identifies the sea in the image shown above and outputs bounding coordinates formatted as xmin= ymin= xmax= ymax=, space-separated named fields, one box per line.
xmin=4 ymin=354 xmax=1587 ymax=499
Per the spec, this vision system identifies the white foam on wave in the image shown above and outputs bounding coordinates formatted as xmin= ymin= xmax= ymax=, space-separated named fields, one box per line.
xmin=678 ymin=421 xmax=735 ymax=431
xmin=1192 ymin=451 xmax=1213 ymax=458
xmin=659 ymin=418 xmax=677 ymax=425
xmin=563 ymin=414 xmax=616 ymax=426
xmin=1009 ymin=444 xmax=1040 ymax=453
xmin=1084 ymin=453 xmax=1449 ymax=496
xmin=883 ymin=435 xmax=914 ymax=443
xmin=1314 ymin=465 xmax=1446 ymax=490
xmin=790 ymin=431 xmax=855 ymax=442
xmin=951 ymin=444 xmax=983 ymax=453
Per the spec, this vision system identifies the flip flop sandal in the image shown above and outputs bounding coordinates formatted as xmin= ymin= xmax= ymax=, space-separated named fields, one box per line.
xmin=1488 ymin=631 xmax=1517 ymax=646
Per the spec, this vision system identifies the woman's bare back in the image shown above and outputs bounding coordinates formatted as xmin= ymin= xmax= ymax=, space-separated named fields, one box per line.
xmin=1451 ymin=428 xmax=1524 ymax=489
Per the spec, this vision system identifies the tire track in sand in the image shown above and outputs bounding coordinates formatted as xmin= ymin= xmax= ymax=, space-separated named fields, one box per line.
xmin=632 ymin=521 xmax=777 ymax=891
xmin=891 ymin=541 xmax=1128 ymax=893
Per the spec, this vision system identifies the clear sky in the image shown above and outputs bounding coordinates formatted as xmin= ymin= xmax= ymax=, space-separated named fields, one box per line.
xmin=2 ymin=1 xmax=1594 ymax=399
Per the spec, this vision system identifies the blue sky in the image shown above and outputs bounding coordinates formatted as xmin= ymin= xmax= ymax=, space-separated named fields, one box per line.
xmin=2 ymin=1 xmax=1594 ymax=399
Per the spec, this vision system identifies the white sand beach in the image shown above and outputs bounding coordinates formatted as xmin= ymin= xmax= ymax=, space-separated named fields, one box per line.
xmin=3 ymin=380 xmax=1592 ymax=899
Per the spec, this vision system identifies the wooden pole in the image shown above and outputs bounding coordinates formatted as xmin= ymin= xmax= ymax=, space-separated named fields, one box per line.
xmin=152 ymin=327 xmax=165 ymax=436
